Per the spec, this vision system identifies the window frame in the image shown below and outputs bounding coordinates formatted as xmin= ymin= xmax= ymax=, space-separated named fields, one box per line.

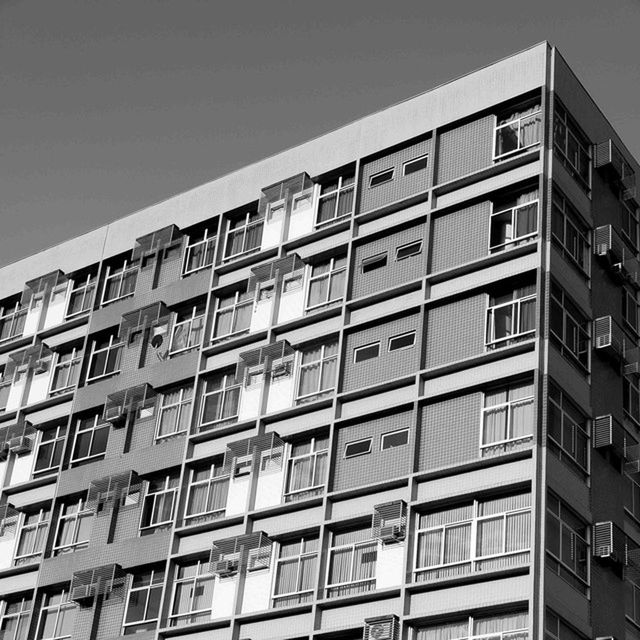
xmin=0 ymin=301 xmax=27 ymax=344
xmin=65 ymin=273 xmax=96 ymax=319
xmin=36 ymin=590 xmax=76 ymax=640
xmin=168 ymin=559 xmax=215 ymax=626
xmin=212 ymin=290 xmax=254 ymax=340
xmin=344 ymin=437 xmax=372 ymax=459
xmin=0 ymin=596 xmax=32 ymax=640
xmin=223 ymin=211 xmax=264 ymax=261
xmin=353 ymin=342 xmax=380 ymax=364
xmin=199 ymin=373 xmax=242 ymax=430
xmin=296 ymin=340 xmax=339 ymax=401
xmin=52 ymin=499 xmax=93 ymax=555
xmin=485 ymin=289 xmax=536 ymax=349
xmin=272 ymin=536 xmax=319 ymax=606
xmin=33 ymin=425 xmax=66 ymax=477
xmin=325 ymin=527 xmax=377 ymax=596
xmin=155 ymin=385 xmax=193 ymax=440
xmin=549 ymin=283 xmax=590 ymax=371
xmin=139 ymin=474 xmax=179 ymax=534
xmin=14 ymin=508 xmax=50 ymax=566
xmin=551 ymin=190 xmax=590 ymax=274
xmin=284 ymin=436 xmax=329 ymax=500
xmin=361 ymin=252 xmax=388 ymax=274
xmin=49 ymin=348 xmax=82 ymax=395
xmin=316 ymin=171 xmax=356 ymax=227
xmin=489 ymin=197 xmax=539 ymax=253
xmin=553 ymin=102 xmax=592 ymax=192
xmin=121 ymin=568 xmax=164 ymax=635
xmin=86 ymin=334 xmax=123 ymax=382
xmin=70 ymin=414 xmax=109 ymax=465
xmin=493 ymin=103 xmax=542 ymax=161
xmin=395 ymin=240 xmax=423 ymax=261
xmin=388 ymin=331 xmax=416 ymax=352
xmin=169 ymin=305 xmax=205 ymax=355
xmin=368 ymin=167 xmax=395 ymax=188
xmin=402 ymin=154 xmax=429 ymax=177
xmin=380 ymin=428 xmax=409 ymax=450
xmin=100 ymin=259 xmax=138 ymax=306
xmin=185 ymin=461 xmax=229 ymax=522
xmin=182 ymin=228 xmax=216 ymax=276
xmin=306 ymin=256 xmax=347 ymax=310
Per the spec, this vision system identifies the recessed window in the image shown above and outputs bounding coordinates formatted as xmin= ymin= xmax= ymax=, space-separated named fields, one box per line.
xmin=396 ymin=241 xmax=422 ymax=261
xmin=403 ymin=155 xmax=428 ymax=176
xmin=362 ymin=253 xmax=387 ymax=273
xmin=354 ymin=342 xmax=380 ymax=363
xmin=381 ymin=429 xmax=409 ymax=450
xmin=388 ymin=331 xmax=416 ymax=352
xmin=369 ymin=168 xmax=394 ymax=188
xmin=344 ymin=438 xmax=372 ymax=458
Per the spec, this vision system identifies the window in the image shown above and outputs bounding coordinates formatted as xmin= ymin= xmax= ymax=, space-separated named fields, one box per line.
xmin=185 ymin=460 xmax=229 ymax=523
xmin=169 ymin=304 xmax=205 ymax=354
xmin=626 ymin=573 xmax=640 ymax=626
xmin=156 ymin=385 xmax=193 ymax=439
xmin=183 ymin=228 xmax=216 ymax=275
xmin=403 ymin=155 xmax=428 ymax=176
xmin=369 ymin=168 xmax=394 ymax=188
xmin=545 ymin=494 xmax=588 ymax=593
xmin=624 ymin=288 xmax=639 ymax=333
xmin=381 ymin=429 xmax=409 ymax=450
xmin=36 ymin=590 xmax=75 ymax=640
xmin=494 ymin=102 xmax=542 ymax=159
xmin=625 ymin=375 xmax=640 ymax=424
xmin=122 ymin=568 xmax=164 ymax=635
xmin=361 ymin=253 xmax=387 ymax=273
xmin=169 ymin=559 xmax=214 ymax=626
xmin=415 ymin=492 xmax=531 ymax=581
xmin=285 ymin=435 xmax=329 ymax=501
xmin=549 ymin=282 xmax=590 ymax=369
xmin=224 ymin=211 xmax=264 ymax=259
xmin=344 ymin=438 xmax=372 ymax=458
xmin=71 ymin=414 xmax=109 ymax=464
xmin=396 ymin=240 xmax=422 ymax=260
xmin=297 ymin=340 xmax=338 ymax=401
xmin=33 ymin=425 xmax=66 ymax=476
xmin=0 ymin=300 xmax=27 ymax=343
xmin=326 ymin=525 xmax=377 ymax=597
xmin=354 ymin=342 xmax=380 ymax=363
xmin=547 ymin=382 xmax=588 ymax=472
xmin=551 ymin=190 xmax=590 ymax=272
xmin=486 ymin=285 xmax=536 ymax=348
xmin=199 ymin=373 xmax=241 ymax=430
xmin=545 ymin=610 xmax=586 ymax=640
xmin=416 ymin=611 xmax=529 ymax=640
xmin=490 ymin=190 xmax=539 ymax=253
xmin=212 ymin=290 xmax=253 ymax=339
xmin=553 ymin=102 xmax=591 ymax=190
xmin=14 ymin=508 xmax=49 ymax=566
xmin=307 ymin=256 xmax=347 ymax=309
xmin=388 ymin=331 xmax=416 ymax=352
xmin=316 ymin=170 xmax=355 ymax=226
xmin=66 ymin=272 xmax=96 ymax=318
xmin=622 ymin=199 xmax=639 ymax=248
xmin=86 ymin=334 xmax=123 ymax=381
xmin=101 ymin=259 xmax=138 ymax=305
xmin=624 ymin=447 xmax=640 ymax=521
xmin=0 ymin=596 xmax=31 ymax=640
xmin=482 ymin=380 xmax=534 ymax=455
xmin=140 ymin=474 xmax=179 ymax=533
xmin=273 ymin=536 xmax=319 ymax=607
xmin=53 ymin=499 xmax=93 ymax=555
xmin=49 ymin=348 xmax=81 ymax=395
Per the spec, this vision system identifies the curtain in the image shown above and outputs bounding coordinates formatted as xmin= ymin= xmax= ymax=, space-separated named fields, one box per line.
xmin=245 ymin=221 xmax=263 ymax=252
xmin=515 ymin=202 xmax=538 ymax=239
xmin=320 ymin=357 xmax=337 ymax=392
xmin=483 ymin=406 xmax=506 ymax=445
xmin=207 ymin=478 xmax=228 ymax=512
xmin=289 ymin=456 xmax=313 ymax=492
xmin=417 ymin=529 xmax=442 ymax=568
xmin=234 ymin=302 xmax=253 ymax=332
xmin=416 ymin=620 xmax=468 ymax=640
xmin=308 ymin=277 xmax=328 ymax=307
xmin=317 ymin=194 xmax=337 ymax=224
xmin=476 ymin=517 xmax=503 ymax=557
xmin=329 ymin=270 xmax=346 ymax=302
xmin=187 ymin=484 xmax=208 ymax=516
xmin=337 ymin=185 xmax=354 ymax=217
xmin=443 ymin=524 xmax=471 ymax=564
xmin=299 ymin=363 xmax=320 ymax=396
xmin=473 ymin=611 xmax=528 ymax=636
xmin=519 ymin=298 xmax=536 ymax=334
xmin=505 ymin=511 xmax=531 ymax=552
xmin=328 ymin=547 xmax=352 ymax=585
xmin=511 ymin=398 xmax=534 ymax=439
xmin=275 ymin=558 xmax=299 ymax=595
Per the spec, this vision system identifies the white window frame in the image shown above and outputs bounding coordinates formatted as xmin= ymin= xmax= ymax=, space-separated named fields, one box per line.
xmin=395 ymin=240 xmax=423 ymax=261
xmin=168 ymin=559 xmax=215 ymax=626
xmin=0 ymin=597 xmax=32 ymax=640
xmin=49 ymin=349 xmax=82 ymax=395
xmin=315 ymin=172 xmax=356 ymax=227
xmin=489 ymin=199 xmax=539 ymax=253
xmin=485 ymin=291 xmax=536 ymax=348
xmin=182 ymin=228 xmax=216 ymax=275
xmin=368 ymin=167 xmax=394 ymax=188
xmin=361 ymin=252 xmax=387 ymax=273
xmin=100 ymin=260 xmax=138 ymax=306
xmin=380 ymin=428 xmax=409 ymax=450
xmin=33 ymin=425 xmax=66 ymax=477
xmin=306 ymin=257 xmax=347 ymax=310
xmin=65 ymin=273 xmax=95 ymax=319
xmin=70 ymin=414 xmax=109 ymax=464
xmin=325 ymin=531 xmax=377 ymax=595
xmin=139 ymin=475 xmax=178 ymax=533
xmin=223 ymin=211 xmax=264 ymax=261
xmin=185 ymin=463 xmax=229 ymax=522
xmin=418 ymin=612 xmax=529 ymax=640
xmin=272 ymin=536 xmax=318 ymax=606
xmin=551 ymin=191 xmax=590 ymax=273
xmin=388 ymin=331 xmax=416 ymax=352
xmin=296 ymin=341 xmax=339 ymax=401
xmin=86 ymin=334 xmax=123 ymax=382
xmin=402 ymin=154 xmax=429 ymax=177
xmin=121 ymin=568 xmax=164 ymax=634
xmin=36 ymin=590 xmax=75 ymax=640
xmin=414 ymin=494 xmax=531 ymax=578
xmin=13 ymin=508 xmax=50 ymax=566
xmin=493 ymin=106 xmax=542 ymax=161
xmin=553 ymin=103 xmax=592 ymax=190
xmin=344 ymin=437 xmax=372 ymax=459
xmin=52 ymin=499 xmax=93 ymax=555
xmin=155 ymin=386 xmax=193 ymax=440
xmin=284 ymin=437 xmax=329 ymax=500
xmin=353 ymin=342 xmax=380 ymax=363
xmin=169 ymin=306 xmax=205 ymax=355
xmin=0 ymin=301 xmax=27 ymax=344
xmin=199 ymin=373 xmax=242 ymax=429
xmin=212 ymin=291 xmax=253 ymax=341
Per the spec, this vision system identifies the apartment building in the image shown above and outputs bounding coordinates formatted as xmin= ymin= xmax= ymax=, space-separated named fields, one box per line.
xmin=0 ymin=41 xmax=638 ymax=640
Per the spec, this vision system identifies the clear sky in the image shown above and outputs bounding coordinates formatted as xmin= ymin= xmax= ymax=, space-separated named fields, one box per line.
xmin=1 ymin=0 xmax=639 ymax=268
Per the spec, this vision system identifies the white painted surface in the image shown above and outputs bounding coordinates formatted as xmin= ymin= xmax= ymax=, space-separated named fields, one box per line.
xmin=43 ymin=283 xmax=70 ymax=330
xmin=6 ymin=372 xmax=26 ymax=411
xmin=277 ymin=279 xmax=304 ymax=324
xmin=0 ymin=533 xmax=17 ymax=570
xmin=213 ymin=577 xmax=236 ymax=619
xmin=254 ymin=465 xmax=284 ymax=510
xmin=287 ymin=196 xmax=314 ymax=240
xmin=376 ymin=542 xmax=404 ymax=589
xmin=241 ymin=567 xmax=272 ymax=613
xmin=23 ymin=298 xmax=42 ymax=336
xmin=262 ymin=213 xmax=283 ymax=250
xmin=265 ymin=374 xmax=294 ymax=414
xmin=27 ymin=369 xmax=51 ymax=405
xmin=226 ymin=476 xmax=250 ymax=516
xmin=251 ymin=297 xmax=272 ymax=332
xmin=238 ymin=377 xmax=262 ymax=421
xmin=10 ymin=450 xmax=35 ymax=486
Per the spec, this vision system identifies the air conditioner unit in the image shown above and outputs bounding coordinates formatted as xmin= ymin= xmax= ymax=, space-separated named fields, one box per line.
xmin=214 ymin=558 xmax=239 ymax=577
xmin=379 ymin=524 xmax=405 ymax=543
xmin=71 ymin=583 xmax=96 ymax=603
xmin=34 ymin=360 xmax=49 ymax=374
xmin=234 ymin=454 xmax=253 ymax=477
xmin=7 ymin=436 xmax=32 ymax=455
xmin=367 ymin=623 xmax=393 ymax=640
xmin=271 ymin=361 xmax=292 ymax=379
xmin=105 ymin=406 xmax=126 ymax=428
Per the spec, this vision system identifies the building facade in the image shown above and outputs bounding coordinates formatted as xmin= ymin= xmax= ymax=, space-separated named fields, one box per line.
xmin=0 ymin=42 xmax=638 ymax=640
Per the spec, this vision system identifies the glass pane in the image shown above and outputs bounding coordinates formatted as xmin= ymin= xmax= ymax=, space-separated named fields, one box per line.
xmin=125 ymin=590 xmax=147 ymax=624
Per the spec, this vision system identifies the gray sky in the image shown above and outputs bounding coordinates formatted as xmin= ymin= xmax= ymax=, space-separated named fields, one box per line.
xmin=1 ymin=0 xmax=639 ymax=268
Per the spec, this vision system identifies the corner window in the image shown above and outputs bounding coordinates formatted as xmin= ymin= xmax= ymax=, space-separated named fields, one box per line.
xmin=388 ymin=331 xmax=416 ymax=352
xmin=549 ymin=282 xmax=590 ymax=369
xmin=486 ymin=284 xmax=536 ymax=348
xmin=344 ymin=438 xmax=372 ymax=458
xmin=548 ymin=381 xmax=588 ymax=473
xmin=381 ymin=429 xmax=409 ymax=450
xmin=369 ymin=168 xmax=394 ymax=188
xmin=361 ymin=253 xmax=387 ymax=273
xmin=403 ymin=155 xmax=428 ymax=176
xmin=396 ymin=241 xmax=422 ymax=261
xmin=354 ymin=342 xmax=380 ymax=363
